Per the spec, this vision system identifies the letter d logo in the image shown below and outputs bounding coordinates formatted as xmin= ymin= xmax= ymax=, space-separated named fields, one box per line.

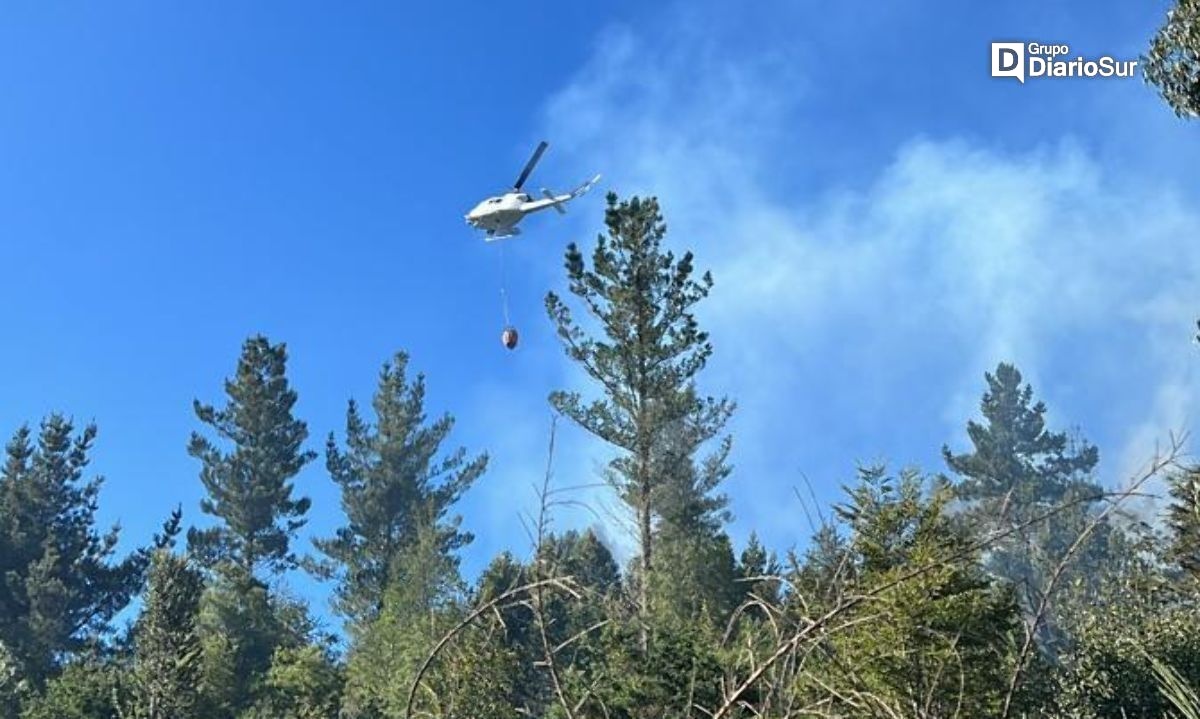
xmin=991 ymin=42 xmax=1025 ymax=83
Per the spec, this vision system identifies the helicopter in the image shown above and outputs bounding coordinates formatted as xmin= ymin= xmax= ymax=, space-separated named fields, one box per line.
xmin=465 ymin=140 xmax=601 ymax=240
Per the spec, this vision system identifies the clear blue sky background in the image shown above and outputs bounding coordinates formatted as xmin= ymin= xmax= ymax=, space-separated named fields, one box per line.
xmin=2 ymin=1 xmax=1197 ymax=633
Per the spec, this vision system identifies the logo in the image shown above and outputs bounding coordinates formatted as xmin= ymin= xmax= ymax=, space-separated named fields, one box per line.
xmin=991 ymin=42 xmax=1025 ymax=82
xmin=990 ymin=42 xmax=1138 ymax=83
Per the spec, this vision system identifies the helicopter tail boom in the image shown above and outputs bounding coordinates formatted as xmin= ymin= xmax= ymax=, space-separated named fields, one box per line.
xmin=572 ymin=174 xmax=601 ymax=198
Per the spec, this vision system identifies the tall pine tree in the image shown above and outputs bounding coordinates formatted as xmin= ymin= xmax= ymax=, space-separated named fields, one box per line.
xmin=185 ymin=335 xmax=316 ymax=716
xmin=328 ymin=354 xmax=490 ymax=718
xmin=317 ymin=351 xmax=486 ymax=624
xmin=942 ymin=362 xmax=1106 ymax=654
xmin=186 ymin=335 xmax=315 ymax=577
xmin=546 ymin=193 xmax=735 ymax=638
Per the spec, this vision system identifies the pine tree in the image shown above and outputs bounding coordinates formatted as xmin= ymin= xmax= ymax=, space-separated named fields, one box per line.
xmin=942 ymin=362 xmax=1106 ymax=654
xmin=800 ymin=466 xmax=1023 ymax=717
xmin=1166 ymin=323 xmax=1200 ymax=577
xmin=122 ymin=550 xmax=204 ymax=719
xmin=651 ymin=526 xmax=738 ymax=623
xmin=195 ymin=577 xmax=323 ymax=718
xmin=317 ymin=352 xmax=486 ymax=624
xmin=1167 ymin=466 xmax=1200 ymax=577
xmin=0 ymin=416 xmax=152 ymax=689
xmin=184 ymin=335 xmax=316 ymax=716
xmin=539 ymin=529 xmax=620 ymax=597
xmin=546 ymin=193 xmax=734 ymax=640
xmin=943 ymin=364 xmax=1098 ymax=507
xmin=17 ymin=660 xmax=123 ymax=719
xmin=736 ymin=532 xmax=782 ymax=606
xmin=1144 ymin=0 xmax=1200 ymax=119
xmin=241 ymin=645 xmax=344 ymax=719
xmin=650 ymin=421 xmax=739 ymax=622
xmin=471 ymin=531 xmax=622 ymax=716
xmin=342 ymin=532 xmax=516 ymax=719
xmin=186 ymin=335 xmax=315 ymax=577
xmin=790 ymin=524 xmax=852 ymax=607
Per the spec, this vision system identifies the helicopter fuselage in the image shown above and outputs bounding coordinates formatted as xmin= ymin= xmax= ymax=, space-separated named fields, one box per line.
xmin=465 ymin=192 xmax=529 ymax=235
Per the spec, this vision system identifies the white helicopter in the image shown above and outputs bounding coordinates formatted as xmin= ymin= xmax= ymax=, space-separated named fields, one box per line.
xmin=465 ymin=141 xmax=601 ymax=240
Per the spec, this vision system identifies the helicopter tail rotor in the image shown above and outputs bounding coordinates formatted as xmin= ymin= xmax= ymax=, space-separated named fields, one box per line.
xmin=542 ymin=188 xmax=567 ymax=214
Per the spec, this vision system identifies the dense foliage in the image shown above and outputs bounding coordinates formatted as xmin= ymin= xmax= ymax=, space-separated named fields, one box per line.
xmin=0 ymin=193 xmax=1197 ymax=719
xmin=1145 ymin=0 xmax=1200 ymax=118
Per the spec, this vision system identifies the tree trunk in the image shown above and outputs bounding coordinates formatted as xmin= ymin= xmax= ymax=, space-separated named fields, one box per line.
xmin=638 ymin=480 xmax=652 ymax=653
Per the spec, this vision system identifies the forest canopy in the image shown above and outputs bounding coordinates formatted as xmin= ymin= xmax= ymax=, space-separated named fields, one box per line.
xmin=1 ymin=3 xmax=1198 ymax=717
xmin=1 ymin=189 xmax=1197 ymax=719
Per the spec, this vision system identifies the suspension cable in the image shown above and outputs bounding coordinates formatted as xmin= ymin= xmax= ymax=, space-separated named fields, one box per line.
xmin=499 ymin=241 xmax=511 ymax=327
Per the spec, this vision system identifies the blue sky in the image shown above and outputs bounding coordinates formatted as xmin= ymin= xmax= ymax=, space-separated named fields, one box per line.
xmin=2 ymin=1 xmax=1197 ymax=628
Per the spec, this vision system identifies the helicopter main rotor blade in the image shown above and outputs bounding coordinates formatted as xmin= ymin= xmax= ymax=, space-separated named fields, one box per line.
xmin=512 ymin=141 xmax=548 ymax=191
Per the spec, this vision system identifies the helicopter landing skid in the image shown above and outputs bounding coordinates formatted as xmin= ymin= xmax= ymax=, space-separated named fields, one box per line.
xmin=484 ymin=227 xmax=521 ymax=242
